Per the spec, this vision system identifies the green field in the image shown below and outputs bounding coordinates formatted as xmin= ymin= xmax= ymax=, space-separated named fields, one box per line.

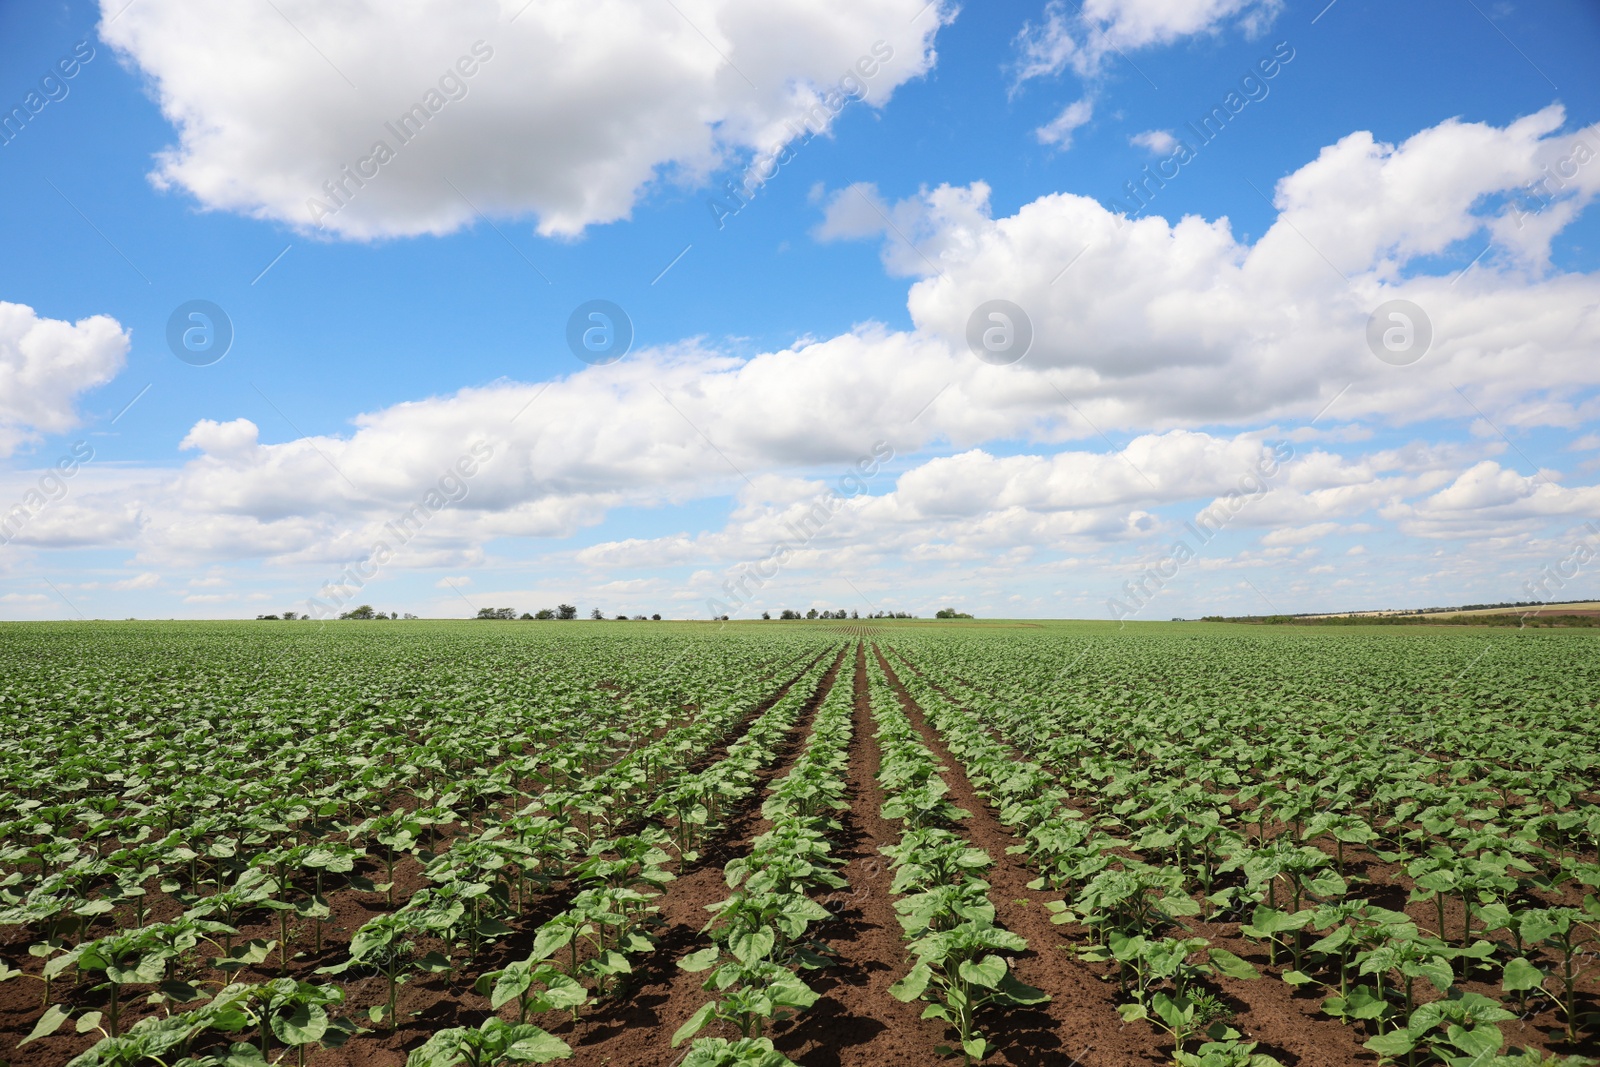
xmin=1 ymin=621 xmax=1596 ymax=1066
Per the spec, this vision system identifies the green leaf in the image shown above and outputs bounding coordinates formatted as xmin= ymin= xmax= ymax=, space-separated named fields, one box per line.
xmin=730 ymin=928 xmax=775 ymax=964
xmin=223 ymin=1042 xmax=272 ymax=1067
xmin=1208 ymin=948 xmax=1260 ymax=980
xmin=75 ymin=1010 xmax=104 ymax=1034
xmin=272 ymin=1003 xmax=330 ymax=1046
xmin=18 ymin=1003 xmax=70 ymax=1047
xmin=1363 ymin=1029 xmax=1417 ymax=1056
xmin=1501 ymin=957 xmax=1544 ymax=993
xmin=1414 ymin=956 xmax=1454 ymax=994
xmin=504 ymin=1026 xmax=573 ymax=1062
xmin=958 ymin=955 xmax=1008 ymax=990
xmin=1151 ymin=992 xmax=1194 ymax=1031
xmin=889 ymin=963 xmax=931 ymax=1002
xmin=671 ymin=1002 xmax=716 ymax=1047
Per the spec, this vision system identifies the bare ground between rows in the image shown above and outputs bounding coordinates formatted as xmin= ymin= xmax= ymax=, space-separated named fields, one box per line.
xmin=896 ymin=652 xmax=1593 ymax=1062
xmin=0 ymin=647 xmax=840 ymax=1067
xmin=766 ymin=640 xmax=950 ymax=1067
xmin=869 ymin=643 xmax=1168 ymax=1067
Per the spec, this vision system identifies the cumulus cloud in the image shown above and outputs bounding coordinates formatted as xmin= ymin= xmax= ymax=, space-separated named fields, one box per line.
xmin=101 ymin=0 xmax=949 ymax=239
xmin=871 ymin=108 xmax=1600 ymax=433
xmin=814 ymin=181 xmax=996 ymax=277
xmin=0 ymin=301 xmax=129 ymax=457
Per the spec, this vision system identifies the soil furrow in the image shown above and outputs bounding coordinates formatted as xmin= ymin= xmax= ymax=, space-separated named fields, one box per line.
xmin=871 ymin=642 xmax=1169 ymax=1067
xmin=771 ymin=641 xmax=943 ymax=1066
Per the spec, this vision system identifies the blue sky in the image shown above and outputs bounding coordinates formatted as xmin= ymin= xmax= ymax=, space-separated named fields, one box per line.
xmin=1 ymin=0 xmax=1598 ymax=620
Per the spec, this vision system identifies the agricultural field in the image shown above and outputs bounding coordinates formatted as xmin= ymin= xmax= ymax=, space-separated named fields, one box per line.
xmin=0 ymin=620 xmax=1597 ymax=1067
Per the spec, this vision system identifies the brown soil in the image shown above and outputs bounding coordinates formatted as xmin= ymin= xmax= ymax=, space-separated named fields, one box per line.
xmin=870 ymin=644 xmax=1168 ymax=1067
xmin=770 ymin=641 xmax=953 ymax=1066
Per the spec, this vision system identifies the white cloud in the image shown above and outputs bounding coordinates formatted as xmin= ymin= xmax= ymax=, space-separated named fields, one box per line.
xmin=1036 ymin=97 xmax=1094 ymax=148
xmin=0 ymin=301 xmax=129 ymax=457
xmin=180 ymin=419 xmax=260 ymax=460
xmin=814 ymin=181 xmax=996 ymax=276
xmin=886 ymin=108 xmax=1600 ymax=433
xmin=1131 ymin=129 xmax=1178 ymax=154
xmin=1390 ymin=462 xmax=1600 ymax=539
xmin=1260 ymin=522 xmax=1342 ymax=547
xmin=1013 ymin=0 xmax=1281 ymax=85
xmin=101 ymin=0 xmax=949 ymax=239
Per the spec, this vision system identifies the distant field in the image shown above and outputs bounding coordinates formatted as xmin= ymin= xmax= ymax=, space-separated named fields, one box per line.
xmin=1418 ymin=600 xmax=1600 ymax=618
xmin=1 ymin=621 xmax=1596 ymax=1066
xmin=1306 ymin=600 xmax=1600 ymax=620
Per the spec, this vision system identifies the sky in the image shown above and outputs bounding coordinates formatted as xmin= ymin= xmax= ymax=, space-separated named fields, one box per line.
xmin=1 ymin=0 xmax=1598 ymax=622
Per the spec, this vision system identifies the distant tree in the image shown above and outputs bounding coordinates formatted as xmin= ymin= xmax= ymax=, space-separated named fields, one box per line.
xmin=402 ymin=613 xmax=418 ymax=620
xmin=850 ymin=610 xmax=858 ymax=619
xmin=520 ymin=612 xmax=535 ymax=620
xmin=557 ymin=604 xmax=577 ymax=620
xmin=475 ymin=607 xmax=518 ymax=620
xmin=282 ymin=610 xmax=299 ymax=621
xmin=651 ymin=613 xmax=661 ymax=621
xmin=632 ymin=614 xmax=647 ymax=620
xmin=780 ymin=609 xmax=801 ymax=620
xmin=615 ymin=614 xmax=628 ymax=620
xmin=935 ymin=608 xmax=974 ymax=619
xmin=805 ymin=608 xmax=818 ymax=619
xmin=719 ymin=615 xmax=730 ymax=621
xmin=534 ymin=608 xmax=557 ymax=620
xmin=340 ymin=605 xmax=377 ymax=620
xmin=256 ymin=614 xmax=280 ymax=620
xmin=590 ymin=608 xmax=604 ymax=620
xmin=761 ymin=611 xmax=771 ymax=620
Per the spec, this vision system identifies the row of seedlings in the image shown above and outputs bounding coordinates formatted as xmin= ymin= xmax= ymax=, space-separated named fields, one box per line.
xmin=671 ymin=648 xmax=860 ymax=1066
xmin=864 ymin=650 xmax=1047 ymax=1065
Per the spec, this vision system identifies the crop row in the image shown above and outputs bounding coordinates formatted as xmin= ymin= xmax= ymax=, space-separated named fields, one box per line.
xmin=862 ymin=649 xmax=1047 ymax=1065
xmin=671 ymin=641 xmax=860 ymax=1065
